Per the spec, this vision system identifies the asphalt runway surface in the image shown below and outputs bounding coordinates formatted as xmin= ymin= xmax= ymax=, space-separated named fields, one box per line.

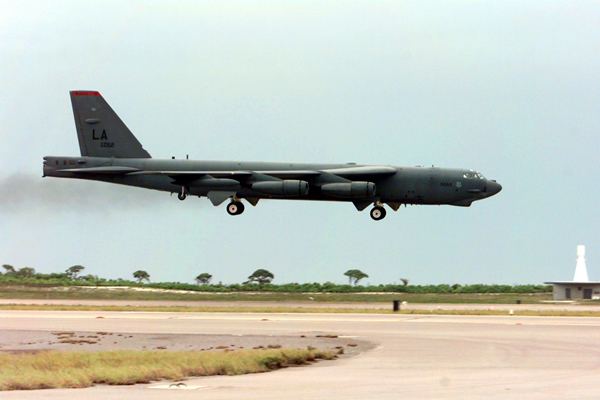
xmin=2 ymin=310 xmax=600 ymax=399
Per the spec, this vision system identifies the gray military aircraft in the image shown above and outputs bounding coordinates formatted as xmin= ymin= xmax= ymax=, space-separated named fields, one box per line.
xmin=43 ymin=91 xmax=501 ymax=220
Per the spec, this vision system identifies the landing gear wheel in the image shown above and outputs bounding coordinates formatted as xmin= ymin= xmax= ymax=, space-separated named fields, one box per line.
xmin=370 ymin=206 xmax=386 ymax=221
xmin=227 ymin=201 xmax=245 ymax=216
xmin=177 ymin=187 xmax=187 ymax=201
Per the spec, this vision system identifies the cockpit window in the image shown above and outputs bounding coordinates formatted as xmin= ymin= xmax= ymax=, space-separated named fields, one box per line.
xmin=463 ymin=170 xmax=486 ymax=180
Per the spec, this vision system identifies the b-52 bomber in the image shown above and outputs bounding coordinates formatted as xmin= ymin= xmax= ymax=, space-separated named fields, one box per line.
xmin=43 ymin=91 xmax=501 ymax=220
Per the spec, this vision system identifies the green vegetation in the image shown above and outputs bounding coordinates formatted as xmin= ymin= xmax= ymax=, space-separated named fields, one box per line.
xmin=66 ymin=265 xmax=85 ymax=280
xmin=133 ymin=270 xmax=150 ymax=283
xmin=2 ymin=265 xmax=16 ymax=274
xmin=0 ymin=264 xmax=553 ymax=299
xmin=0 ymin=348 xmax=336 ymax=391
xmin=247 ymin=269 xmax=274 ymax=285
xmin=0 ymin=285 xmax=553 ymax=303
xmin=2 ymin=265 xmax=36 ymax=278
xmin=0 ymin=276 xmax=552 ymax=295
xmin=195 ymin=273 xmax=212 ymax=285
xmin=344 ymin=269 xmax=369 ymax=286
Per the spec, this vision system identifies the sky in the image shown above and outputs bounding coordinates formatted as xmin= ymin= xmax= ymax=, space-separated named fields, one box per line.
xmin=1 ymin=1 xmax=599 ymax=286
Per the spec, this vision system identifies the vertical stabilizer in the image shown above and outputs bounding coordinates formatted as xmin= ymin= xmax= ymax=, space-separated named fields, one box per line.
xmin=573 ymin=245 xmax=589 ymax=282
xmin=70 ymin=91 xmax=151 ymax=158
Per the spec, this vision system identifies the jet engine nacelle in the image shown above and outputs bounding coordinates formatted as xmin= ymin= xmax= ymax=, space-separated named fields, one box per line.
xmin=251 ymin=180 xmax=309 ymax=196
xmin=321 ymin=182 xmax=376 ymax=198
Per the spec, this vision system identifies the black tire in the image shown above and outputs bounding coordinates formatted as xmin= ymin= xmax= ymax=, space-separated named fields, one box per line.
xmin=236 ymin=202 xmax=245 ymax=215
xmin=370 ymin=206 xmax=386 ymax=221
xmin=227 ymin=202 xmax=245 ymax=216
xmin=177 ymin=192 xmax=186 ymax=201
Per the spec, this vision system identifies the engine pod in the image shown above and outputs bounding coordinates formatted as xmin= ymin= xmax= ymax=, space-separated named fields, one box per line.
xmin=321 ymin=182 xmax=376 ymax=198
xmin=251 ymin=180 xmax=309 ymax=196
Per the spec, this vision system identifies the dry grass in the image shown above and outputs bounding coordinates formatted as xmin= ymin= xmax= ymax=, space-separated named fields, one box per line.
xmin=1 ymin=304 xmax=600 ymax=317
xmin=397 ymin=309 xmax=600 ymax=317
xmin=0 ymin=348 xmax=336 ymax=391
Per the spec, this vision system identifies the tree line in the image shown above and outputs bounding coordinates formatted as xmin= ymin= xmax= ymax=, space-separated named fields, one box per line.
xmin=0 ymin=265 xmax=386 ymax=287
xmin=0 ymin=264 xmax=550 ymax=294
xmin=0 ymin=265 xmax=276 ymax=285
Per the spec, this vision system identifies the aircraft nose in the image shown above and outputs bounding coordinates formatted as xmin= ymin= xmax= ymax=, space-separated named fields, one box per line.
xmin=487 ymin=181 xmax=502 ymax=196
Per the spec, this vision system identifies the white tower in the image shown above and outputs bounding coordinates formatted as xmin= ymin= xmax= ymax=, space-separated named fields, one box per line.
xmin=573 ymin=245 xmax=589 ymax=282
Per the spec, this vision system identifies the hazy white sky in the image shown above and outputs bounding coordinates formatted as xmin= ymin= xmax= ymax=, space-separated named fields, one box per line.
xmin=1 ymin=1 xmax=599 ymax=285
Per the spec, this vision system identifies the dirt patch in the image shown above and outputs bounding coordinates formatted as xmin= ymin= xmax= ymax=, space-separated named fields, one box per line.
xmin=0 ymin=330 xmax=374 ymax=358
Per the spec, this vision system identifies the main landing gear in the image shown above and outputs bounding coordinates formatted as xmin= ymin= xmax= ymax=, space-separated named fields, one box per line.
xmin=177 ymin=187 xmax=187 ymax=201
xmin=370 ymin=204 xmax=387 ymax=221
xmin=226 ymin=200 xmax=245 ymax=216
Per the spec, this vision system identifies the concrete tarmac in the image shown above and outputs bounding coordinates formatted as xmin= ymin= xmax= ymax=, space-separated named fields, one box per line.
xmin=2 ymin=310 xmax=600 ymax=399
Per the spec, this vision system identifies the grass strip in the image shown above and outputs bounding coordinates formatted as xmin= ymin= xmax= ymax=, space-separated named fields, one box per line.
xmin=1 ymin=304 xmax=600 ymax=317
xmin=0 ymin=287 xmax=554 ymax=303
xmin=0 ymin=348 xmax=336 ymax=391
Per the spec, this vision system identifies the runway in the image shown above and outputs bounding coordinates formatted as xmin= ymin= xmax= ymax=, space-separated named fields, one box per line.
xmin=2 ymin=310 xmax=600 ymax=399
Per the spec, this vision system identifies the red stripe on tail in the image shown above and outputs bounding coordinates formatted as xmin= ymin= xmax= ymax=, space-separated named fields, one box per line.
xmin=71 ymin=91 xmax=101 ymax=96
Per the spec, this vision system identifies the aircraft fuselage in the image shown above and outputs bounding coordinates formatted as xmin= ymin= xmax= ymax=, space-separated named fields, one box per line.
xmin=43 ymin=156 xmax=501 ymax=209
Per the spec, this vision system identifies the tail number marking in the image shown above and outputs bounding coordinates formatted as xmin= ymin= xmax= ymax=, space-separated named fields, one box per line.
xmin=92 ymin=129 xmax=108 ymax=140
xmin=92 ymin=129 xmax=115 ymax=148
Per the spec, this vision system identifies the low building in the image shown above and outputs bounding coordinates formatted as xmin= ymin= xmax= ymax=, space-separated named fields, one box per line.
xmin=545 ymin=282 xmax=600 ymax=300
xmin=545 ymin=246 xmax=600 ymax=300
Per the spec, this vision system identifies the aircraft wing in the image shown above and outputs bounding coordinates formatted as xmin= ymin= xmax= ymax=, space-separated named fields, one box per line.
xmin=321 ymin=166 xmax=397 ymax=178
xmin=128 ymin=170 xmax=255 ymax=178
xmin=127 ymin=166 xmax=396 ymax=181
xmin=58 ymin=166 xmax=142 ymax=174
